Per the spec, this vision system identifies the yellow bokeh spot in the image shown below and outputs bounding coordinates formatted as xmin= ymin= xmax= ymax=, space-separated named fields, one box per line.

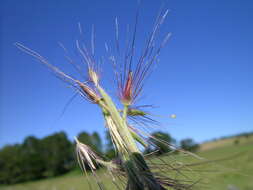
xmin=170 ymin=114 xmax=177 ymax=119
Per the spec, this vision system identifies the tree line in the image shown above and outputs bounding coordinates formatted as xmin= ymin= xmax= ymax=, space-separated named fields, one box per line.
xmin=0 ymin=131 xmax=198 ymax=184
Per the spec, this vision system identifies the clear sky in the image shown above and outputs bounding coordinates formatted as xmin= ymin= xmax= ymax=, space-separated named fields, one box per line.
xmin=1 ymin=0 xmax=252 ymax=147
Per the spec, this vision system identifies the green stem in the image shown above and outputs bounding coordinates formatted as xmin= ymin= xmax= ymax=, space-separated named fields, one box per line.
xmin=96 ymin=85 xmax=165 ymax=189
xmin=97 ymin=85 xmax=139 ymax=153
xmin=122 ymin=104 xmax=129 ymax=122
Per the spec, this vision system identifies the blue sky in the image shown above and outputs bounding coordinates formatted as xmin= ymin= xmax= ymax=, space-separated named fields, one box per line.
xmin=1 ymin=0 xmax=252 ymax=147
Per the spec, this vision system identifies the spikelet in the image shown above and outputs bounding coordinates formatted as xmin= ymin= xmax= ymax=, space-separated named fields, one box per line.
xmin=88 ymin=68 xmax=99 ymax=86
xmin=75 ymin=137 xmax=98 ymax=170
xmin=77 ymin=81 xmax=101 ymax=103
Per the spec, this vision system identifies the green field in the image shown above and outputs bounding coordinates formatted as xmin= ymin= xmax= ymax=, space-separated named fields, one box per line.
xmin=1 ymin=137 xmax=252 ymax=190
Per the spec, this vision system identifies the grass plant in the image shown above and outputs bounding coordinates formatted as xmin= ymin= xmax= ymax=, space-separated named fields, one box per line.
xmin=15 ymin=8 xmax=205 ymax=190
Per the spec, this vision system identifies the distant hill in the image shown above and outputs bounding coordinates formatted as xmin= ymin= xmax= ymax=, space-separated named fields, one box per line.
xmin=200 ymin=132 xmax=253 ymax=151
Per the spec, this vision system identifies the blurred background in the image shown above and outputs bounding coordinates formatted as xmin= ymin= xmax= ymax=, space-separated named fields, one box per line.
xmin=0 ymin=0 xmax=252 ymax=189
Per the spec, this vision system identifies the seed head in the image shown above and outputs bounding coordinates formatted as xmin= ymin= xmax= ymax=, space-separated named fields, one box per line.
xmin=75 ymin=137 xmax=97 ymax=170
xmin=121 ymin=71 xmax=133 ymax=105
xmin=88 ymin=68 xmax=99 ymax=86
xmin=77 ymin=81 xmax=100 ymax=103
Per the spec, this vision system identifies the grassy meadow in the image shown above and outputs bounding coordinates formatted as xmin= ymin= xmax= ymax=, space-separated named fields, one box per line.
xmin=1 ymin=136 xmax=252 ymax=190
